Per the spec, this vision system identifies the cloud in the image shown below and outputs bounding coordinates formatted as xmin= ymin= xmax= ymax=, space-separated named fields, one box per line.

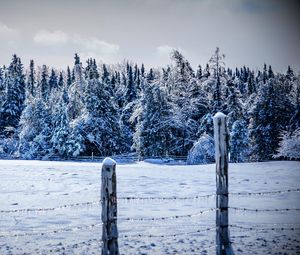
xmin=156 ymin=45 xmax=185 ymax=57
xmin=73 ymin=36 xmax=120 ymax=55
xmin=34 ymin=30 xmax=69 ymax=45
xmin=0 ymin=22 xmax=17 ymax=37
xmin=156 ymin=45 xmax=175 ymax=56
xmin=33 ymin=29 xmax=120 ymax=60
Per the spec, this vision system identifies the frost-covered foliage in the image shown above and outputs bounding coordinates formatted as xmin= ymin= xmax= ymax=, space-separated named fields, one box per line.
xmin=0 ymin=50 xmax=297 ymax=161
xmin=0 ymin=55 xmax=25 ymax=132
xmin=18 ymin=96 xmax=52 ymax=159
xmin=249 ymin=77 xmax=294 ymax=160
xmin=132 ymin=79 xmax=175 ymax=158
xmin=274 ymin=129 xmax=300 ymax=160
xmin=187 ymin=134 xmax=215 ymax=164
xmin=0 ymin=137 xmax=18 ymax=158
xmin=230 ymin=120 xmax=249 ymax=162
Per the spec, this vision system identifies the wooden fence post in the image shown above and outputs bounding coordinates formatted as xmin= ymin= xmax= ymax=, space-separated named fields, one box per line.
xmin=213 ymin=112 xmax=234 ymax=255
xmin=101 ymin=157 xmax=119 ymax=255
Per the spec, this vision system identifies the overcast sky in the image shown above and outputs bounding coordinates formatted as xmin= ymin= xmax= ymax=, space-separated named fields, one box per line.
xmin=0 ymin=0 xmax=299 ymax=72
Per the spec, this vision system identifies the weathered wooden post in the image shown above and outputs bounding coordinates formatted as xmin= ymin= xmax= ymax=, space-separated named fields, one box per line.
xmin=101 ymin=157 xmax=119 ymax=255
xmin=213 ymin=112 xmax=234 ymax=255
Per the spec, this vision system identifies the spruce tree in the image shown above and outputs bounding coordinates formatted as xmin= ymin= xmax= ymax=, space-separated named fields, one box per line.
xmin=39 ymin=65 xmax=49 ymax=101
xmin=49 ymin=69 xmax=58 ymax=91
xmin=132 ymin=79 xmax=174 ymax=157
xmin=230 ymin=120 xmax=249 ymax=162
xmin=249 ymin=76 xmax=294 ymax=160
xmin=1 ymin=55 xmax=26 ymax=132
xmin=27 ymin=60 xmax=36 ymax=96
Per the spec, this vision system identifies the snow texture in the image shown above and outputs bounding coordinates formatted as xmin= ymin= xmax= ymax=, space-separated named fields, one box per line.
xmin=0 ymin=160 xmax=299 ymax=255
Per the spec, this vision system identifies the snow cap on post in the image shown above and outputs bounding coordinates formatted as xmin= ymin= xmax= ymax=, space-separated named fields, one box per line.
xmin=102 ymin=157 xmax=116 ymax=167
xmin=214 ymin=111 xmax=226 ymax=119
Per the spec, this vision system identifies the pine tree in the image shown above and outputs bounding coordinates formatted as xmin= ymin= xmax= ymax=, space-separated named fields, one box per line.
xmin=168 ymin=50 xmax=199 ymax=155
xmin=249 ymin=76 xmax=294 ymax=160
xmin=18 ymin=96 xmax=52 ymax=158
xmin=132 ymin=79 xmax=174 ymax=157
xmin=27 ymin=60 xmax=35 ymax=96
xmin=226 ymin=79 xmax=244 ymax=128
xmin=51 ymin=99 xmax=71 ymax=157
xmin=262 ymin=63 xmax=268 ymax=84
xmin=230 ymin=120 xmax=249 ymax=162
xmin=39 ymin=65 xmax=49 ymax=101
xmin=206 ymin=47 xmax=227 ymax=113
xmin=246 ymin=71 xmax=256 ymax=95
xmin=125 ymin=64 xmax=136 ymax=103
xmin=0 ymin=55 xmax=26 ymax=132
xmin=83 ymin=71 xmax=122 ymax=156
xmin=49 ymin=69 xmax=57 ymax=92
xmin=196 ymin=65 xmax=202 ymax=79
xmin=58 ymin=72 xmax=64 ymax=88
xmin=197 ymin=113 xmax=214 ymax=137
xmin=68 ymin=54 xmax=86 ymax=120
xmin=67 ymin=66 xmax=72 ymax=87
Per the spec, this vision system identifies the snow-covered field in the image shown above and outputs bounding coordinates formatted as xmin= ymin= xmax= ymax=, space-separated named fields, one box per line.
xmin=0 ymin=160 xmax=300 ymax=255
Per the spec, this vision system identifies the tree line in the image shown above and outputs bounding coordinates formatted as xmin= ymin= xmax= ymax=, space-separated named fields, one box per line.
xmin=0 ymin=48 xmax=299 ymax=162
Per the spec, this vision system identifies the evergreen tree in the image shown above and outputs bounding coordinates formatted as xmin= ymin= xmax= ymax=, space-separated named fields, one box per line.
xmin=51 ymin=98 xmax=71 ymax=157
xmin=18 ymin=96 xmax=52 ymax=158
xmin=49 ymin=68 xmax=58 ymax=91
xmin=249 ymin=77 xmax=294 ymax=160
xmin=0 ymin=55 xmax=26 ymax=132
xmin=39 ymin=65 xmax=49 ymax=101
xmin=289 ymin=75 xmax=300 ymax=133
xmin=262 ymin=63 xmax=268 ymax=84
xmin=83 ymin=72 xmax=122 ymax=156
xmin=0 ymin=66 xmax=5 ymax=110
xmin=196 ymin=65 xmax=202 ymax=79
xmin=125 ymin=63 xmax=136 ymax=103
xmin=206 ymin=47 xmax=227 ymax=113
xmin=197 ymin=113 xmax=214 ymax=137
xmin=246 ymin=71 xmax=256 ymax=95
xmin=226 ymin=79 xmax=244 ymax=128
xmin=132 ymin=79 xmax=174 ymax=157
xmin=58 ymin=72 xmax=64 ymax=88
xmin=67 ymin=66 xmax=72 ymax=86
xmin=168 ymin=50 xmax=199 ymax=155
xmin=68 ymin=54 xmax=86 ymax=120
xmin=27 ymin=60 xmax=36 ymax=96
xmin=268 ymin=65 xmax=274 ymax=79
xmin=230 ymin=120 xmax=249 ymax=162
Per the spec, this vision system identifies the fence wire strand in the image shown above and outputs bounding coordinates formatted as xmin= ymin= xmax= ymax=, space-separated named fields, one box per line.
xmin=1 ymin=188 xmax=299 ymax=214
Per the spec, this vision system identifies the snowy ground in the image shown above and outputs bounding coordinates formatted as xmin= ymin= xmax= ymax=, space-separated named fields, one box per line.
xmin=0 ymin=160 xmax=300 ymax=255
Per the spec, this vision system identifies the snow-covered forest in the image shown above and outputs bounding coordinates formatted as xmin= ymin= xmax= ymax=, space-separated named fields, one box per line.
xmin=0 ymin=48 xmax=299 ymax=162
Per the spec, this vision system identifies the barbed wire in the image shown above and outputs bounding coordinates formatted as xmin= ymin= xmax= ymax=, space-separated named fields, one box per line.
xmin=118 ymin=194 xmax=216 ymax=200
xmin=118 ymin=188 xmax=300 ymax=201
xmin=1 ymin=188 xmax=299 ymax=214
xmin=229 ymin=188 xmax=300 ymax=196
xmin=230 ymin=224 xmax=300 ymax=231
xmin=120 ymin=208 xmax=216 ymax=222
xmin=229 ymin=207 xmax=300 ymax=212
xmin=2 ymin=222 xmax=300 ymax=239
xmin=121 ymin=227 xmax=216 ymax=238
xmin=0 ymin=223 xmax=102 ymax=238
xmin=0 ymin=201 xmax=99 ymax=214
xmin=0 ymin=220 xmax=300 ymax=238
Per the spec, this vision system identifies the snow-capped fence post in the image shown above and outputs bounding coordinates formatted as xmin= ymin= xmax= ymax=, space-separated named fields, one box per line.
xmin=213 ymin=112 xmax=234 ymax=255
xmin=101 ymin=157 xmax=119 ymax=255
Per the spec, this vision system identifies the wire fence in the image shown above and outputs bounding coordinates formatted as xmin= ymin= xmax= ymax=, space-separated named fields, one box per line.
xmin=1 ymin=185 xmax=300 ymax=254
xmin=0 ymin=153 xmax=188 ymax=162
xmin=1 ymin=188 xmax=299 ymax=214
